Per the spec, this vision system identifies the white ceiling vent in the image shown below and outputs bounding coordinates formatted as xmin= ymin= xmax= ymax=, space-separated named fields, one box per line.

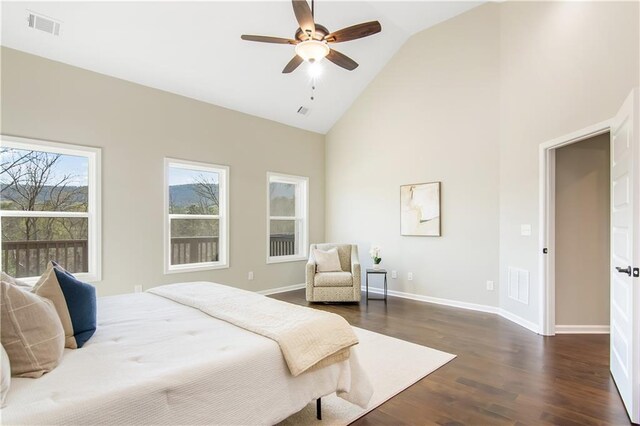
xmin=297 ymin=106 xmax=310 ymax=116
xmin=27 ymin=11 xmax=61 ymax=36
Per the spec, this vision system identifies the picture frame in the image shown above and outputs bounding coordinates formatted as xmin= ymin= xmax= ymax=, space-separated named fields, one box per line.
xmin=400 ymin=181 xmax=441 ymax=237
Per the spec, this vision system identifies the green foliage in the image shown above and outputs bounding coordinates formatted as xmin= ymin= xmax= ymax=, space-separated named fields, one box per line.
xmin=171 ymin=218 xmax=219 ymax=238
xmin=270 ymin=219 xmax=296 ymax=236
xmin=1 ymin=217 xmax=87 ymax=242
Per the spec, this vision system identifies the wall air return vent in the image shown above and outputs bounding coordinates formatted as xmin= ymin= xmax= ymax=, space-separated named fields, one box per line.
xmin=297 ymin=106 xmax=310 ymax=116
xmin=27 ymin=11 xmax=61 ymax=36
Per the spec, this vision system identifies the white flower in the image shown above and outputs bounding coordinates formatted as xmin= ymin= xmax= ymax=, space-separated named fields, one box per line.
xmin=369 ymin=245 xmax=381 ymax=259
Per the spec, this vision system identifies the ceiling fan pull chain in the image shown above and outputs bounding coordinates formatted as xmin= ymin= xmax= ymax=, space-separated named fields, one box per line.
xmin=310 ymin=79 xmax=316 ymax=101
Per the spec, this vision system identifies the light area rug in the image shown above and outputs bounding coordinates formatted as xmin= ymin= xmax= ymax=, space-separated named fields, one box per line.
xmin=279 ymin=327 xmax=456 ymax=425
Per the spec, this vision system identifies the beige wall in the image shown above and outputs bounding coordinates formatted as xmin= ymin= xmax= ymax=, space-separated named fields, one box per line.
xmin=326 ymin=1 xmax=639 ymax=316
xmin=1 ymin=47 xmax=325 ymax=297
xmin=326 ymin=4 xmax=501 ymax=306
xmin=498 ymin=1 xmax=639 ymax=324
xmin=555 ymin=133 xmax=610 ymax=326
xmin=2 ymin=1 xmax=638 ymax=320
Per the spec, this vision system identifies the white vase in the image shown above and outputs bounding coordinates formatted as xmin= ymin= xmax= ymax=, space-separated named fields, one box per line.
xmin=373 ymin=263 xmax=381 ymax=270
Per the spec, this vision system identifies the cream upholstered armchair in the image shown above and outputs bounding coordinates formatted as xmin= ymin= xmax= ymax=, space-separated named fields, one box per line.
xmin=306 ymin=244 xmax=361 ymax=302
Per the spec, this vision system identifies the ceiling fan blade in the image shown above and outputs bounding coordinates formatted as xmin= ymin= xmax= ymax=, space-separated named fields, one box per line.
xmin=282 ymin=55 xmax=304 ymax=73
xmin=326 ymin=49 xmax=358 ymax=71
xmin=324 ymin=21 xmax=382 ymax=43
xmin=292 ymin=0 xmax=315 ymax=38
xmin=241 ymin=35 xmax=297 ymax=45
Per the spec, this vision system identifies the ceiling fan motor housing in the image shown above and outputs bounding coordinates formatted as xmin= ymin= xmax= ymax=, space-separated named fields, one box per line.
xmin=295 ymin=24 xmax=329 ymax=41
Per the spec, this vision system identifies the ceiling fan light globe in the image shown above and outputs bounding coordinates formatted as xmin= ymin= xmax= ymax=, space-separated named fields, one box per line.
xmin=295 ymin=40 xmax=330 ymax=63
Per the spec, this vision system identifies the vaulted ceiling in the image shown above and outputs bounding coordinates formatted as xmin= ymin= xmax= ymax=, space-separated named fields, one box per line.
xmin=1 ymin=1 xmax=481 ymax=133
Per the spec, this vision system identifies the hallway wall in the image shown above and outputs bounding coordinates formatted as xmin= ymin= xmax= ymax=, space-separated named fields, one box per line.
xmin=555 ymin=133 xmax=610 ymax=326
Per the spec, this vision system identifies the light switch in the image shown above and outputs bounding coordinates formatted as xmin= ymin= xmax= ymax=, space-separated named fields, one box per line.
xmin=520 ymin=224 xmax=532 ymax=236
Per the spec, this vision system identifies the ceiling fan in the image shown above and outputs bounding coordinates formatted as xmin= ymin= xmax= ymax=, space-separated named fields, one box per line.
xmin=241 ymin=0 xmax=382 ymax=73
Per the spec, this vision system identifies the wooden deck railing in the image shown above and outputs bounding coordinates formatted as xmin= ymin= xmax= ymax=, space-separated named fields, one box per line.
xmin=170 ymin=236 xmax=219 ymax=265
xmin=2 ymin=239 xmax=89 ymax=278
xmin=2 ymin=234 xmax=298 ymax=277
xmin=270 ymin=234 xmax=296 ymax=257
xmin=170 ymin=235 xmax=296 ymax=263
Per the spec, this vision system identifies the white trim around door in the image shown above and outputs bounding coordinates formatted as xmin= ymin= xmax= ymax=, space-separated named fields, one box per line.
xmin=538 ymin=120 xmax=611 ymax=336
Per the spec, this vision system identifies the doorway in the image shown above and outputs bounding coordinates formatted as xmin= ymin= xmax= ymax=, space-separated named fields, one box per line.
xmin=538 ymin=90 xmax=639 ymax=423
xmin=538 ymin=120 xmax=612 ymax=336
xmin=554 ymin=133 xmax=610 ymax=334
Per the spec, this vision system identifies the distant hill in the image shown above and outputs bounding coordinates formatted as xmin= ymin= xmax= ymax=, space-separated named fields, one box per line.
xmin=0 ymin=184 xmax=88 ymax=207
xmin=169 ymin=183 xmax=218 ymax=208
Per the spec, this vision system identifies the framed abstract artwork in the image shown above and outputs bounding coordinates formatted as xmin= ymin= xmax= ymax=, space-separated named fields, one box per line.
xmin=400 ymin=182 xmax=441 ymax=236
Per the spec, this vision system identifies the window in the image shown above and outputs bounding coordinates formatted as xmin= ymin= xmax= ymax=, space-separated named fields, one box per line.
xmin=267 ymin=172 xmax=308 ymax=263
xmin=0 ymin=136 xmax=101 ymax=282
xmin=164 ymin=158 xmax=228 ymax=273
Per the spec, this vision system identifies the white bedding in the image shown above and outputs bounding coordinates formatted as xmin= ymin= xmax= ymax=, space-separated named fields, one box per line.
xmin=1 ymin=292 xmax=370 ymax=425
xmin=148 ymin=282 xmax=359 ymax=378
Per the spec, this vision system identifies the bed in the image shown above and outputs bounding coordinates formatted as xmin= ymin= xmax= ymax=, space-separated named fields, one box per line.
xmin=1 ymin=282 xmax=372 ymax=425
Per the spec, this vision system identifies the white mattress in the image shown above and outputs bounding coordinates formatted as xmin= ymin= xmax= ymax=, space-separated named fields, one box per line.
xmin=2 ymin=293 xmax=365 ymax=425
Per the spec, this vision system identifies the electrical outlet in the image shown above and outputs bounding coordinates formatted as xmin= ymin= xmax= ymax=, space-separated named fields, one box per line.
xmin=486 ymin=281 xmax=494 ymax=291
xmin=391 ymin=270 xmax=398 ymax=279
xmin=408 ymin=272 xmax=413 ymax=281
xmin=134 ymin=285 xmax=143 ymax=293
xmin=248 ymin=271 xmax=254 ymax=280
xmin=521 ymin=224 xmax=532 ymax=236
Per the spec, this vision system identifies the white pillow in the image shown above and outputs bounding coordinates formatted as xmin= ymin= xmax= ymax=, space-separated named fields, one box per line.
xmin=1 ymin=344 xmax=10 ymax=408
xmin=313 ymin=248 xmax=342 ymax=272
xmin=1 ymin=272 xmax=32 ymax=290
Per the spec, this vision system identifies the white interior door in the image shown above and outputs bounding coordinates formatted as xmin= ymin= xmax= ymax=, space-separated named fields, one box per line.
xmin=610 ymin=88 xmax=639 ymax=424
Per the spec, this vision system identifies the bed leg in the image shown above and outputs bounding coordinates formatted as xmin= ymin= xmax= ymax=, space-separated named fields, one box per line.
xmin=316 ymin=397 xmax=322 ymax=420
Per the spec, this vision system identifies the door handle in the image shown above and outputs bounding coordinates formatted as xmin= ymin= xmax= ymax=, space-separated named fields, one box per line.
xmin=616 ymin=266 xmax=632 ymax=276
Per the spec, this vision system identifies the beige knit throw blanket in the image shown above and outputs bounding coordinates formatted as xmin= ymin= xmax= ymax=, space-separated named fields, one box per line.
xmin=148 ymin=281 xmax=359 ymax=376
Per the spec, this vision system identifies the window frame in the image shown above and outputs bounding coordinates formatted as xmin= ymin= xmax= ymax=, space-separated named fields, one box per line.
xmin=266 ymin=172 xmax=309 ymax=264
xmin=163 ymin=158 xmax=229 ymax=274
xmin=0 ymin=135 xmax=102 ymax=283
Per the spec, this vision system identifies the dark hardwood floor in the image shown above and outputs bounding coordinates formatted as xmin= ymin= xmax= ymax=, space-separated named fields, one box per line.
xmin=271 ymin=290 xmax=631 ymax=425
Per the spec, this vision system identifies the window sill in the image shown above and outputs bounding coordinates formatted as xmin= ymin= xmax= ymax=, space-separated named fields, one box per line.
xmin=9 ymin=272 xmax=101 ymax=286
xmin=266 ymin=255 xmax=308 ymax=265
xmin=164 ymin=262 xmax=229 ymax=275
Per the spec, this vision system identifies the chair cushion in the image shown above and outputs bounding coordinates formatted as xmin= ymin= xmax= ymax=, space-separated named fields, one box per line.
xmin=313 ymin=248 xmax=343 ymax=272
xmin=313 ymin=244 xmax=352 ymax=272
xmin=0 ymin=281 xmax=65 ymax=378
xmin=314 ymin=272 xmax=353 ymax=287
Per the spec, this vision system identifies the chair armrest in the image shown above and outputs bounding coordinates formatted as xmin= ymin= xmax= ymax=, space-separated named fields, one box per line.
xmin=350 ymin=245 xmax=361 ymax=286
xmin=306 ymin=258 xmax=317 ymax=286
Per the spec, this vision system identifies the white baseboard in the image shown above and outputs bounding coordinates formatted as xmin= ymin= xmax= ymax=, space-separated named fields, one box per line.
xmin=363 ymin=286 xmax=541 ymax=334
xmin=261 ymin=284 xmax=543 ymax=334
xmin=363 ymin=286 xmax=500 ymax=314
xmin=555 ymin=325 xmax=610 ymax=334
xmin=498 ymin=308 xmax=540 ymax=334
xmin=257 ymin=283 xmax=305 ymax=296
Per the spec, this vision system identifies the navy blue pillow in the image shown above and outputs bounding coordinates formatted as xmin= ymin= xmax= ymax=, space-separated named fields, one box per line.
xmin=52 ymin=268 xmax=97 ymax=348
